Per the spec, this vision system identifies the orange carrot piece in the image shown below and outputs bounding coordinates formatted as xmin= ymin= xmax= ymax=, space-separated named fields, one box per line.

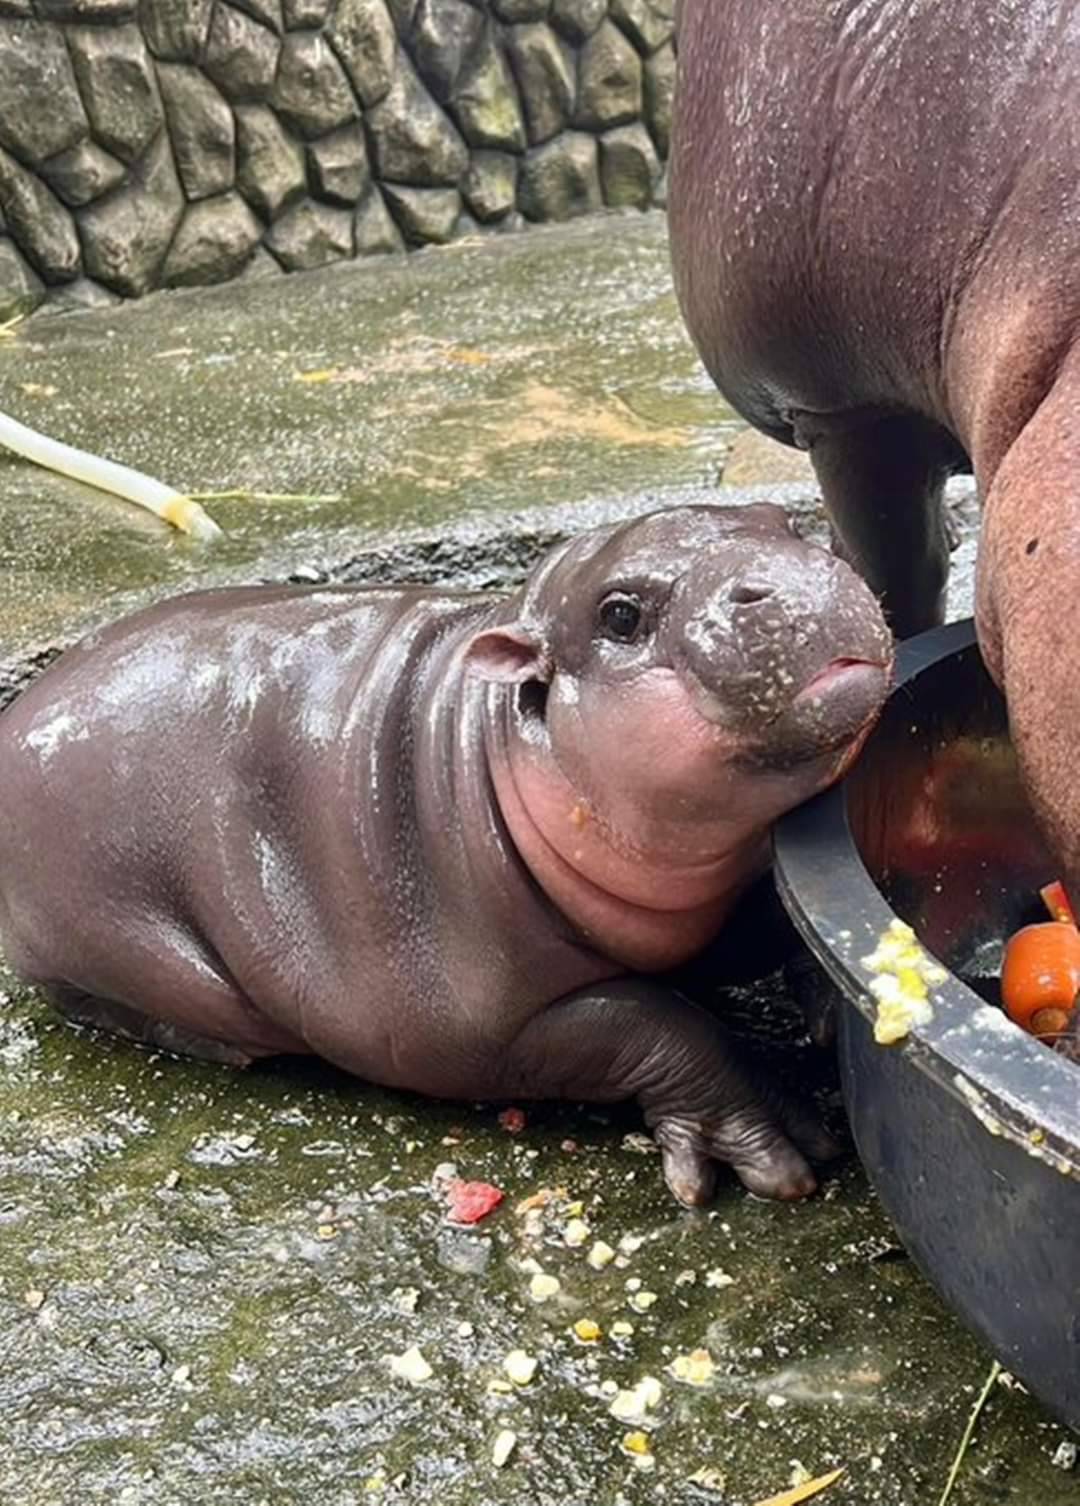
xmin=1002 ymin=921 xmax=1080 ymax=1034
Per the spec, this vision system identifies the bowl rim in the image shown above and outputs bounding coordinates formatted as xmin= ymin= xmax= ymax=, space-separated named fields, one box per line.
xmin=773 ymin=617 xmax=1080 ymax=1178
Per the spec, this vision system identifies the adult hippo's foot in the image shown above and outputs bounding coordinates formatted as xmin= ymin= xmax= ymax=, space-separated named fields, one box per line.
xmin=491 ymin=980 xmax=839 ymax=1205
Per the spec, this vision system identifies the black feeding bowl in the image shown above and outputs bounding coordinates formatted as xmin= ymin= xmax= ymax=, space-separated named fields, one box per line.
xmin=774 ymin=619 xmax=1080 ymax=1430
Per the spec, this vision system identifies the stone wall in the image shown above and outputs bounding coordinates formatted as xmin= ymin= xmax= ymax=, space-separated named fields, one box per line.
xmin=0 ymin=0 xmax=674 ymax=316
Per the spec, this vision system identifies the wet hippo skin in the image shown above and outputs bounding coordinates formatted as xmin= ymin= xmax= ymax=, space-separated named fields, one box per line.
xmin=0 ymin=506 xmax=891 ymax=1206
xmin=670 ymin=0 xmax=1080 ymax=901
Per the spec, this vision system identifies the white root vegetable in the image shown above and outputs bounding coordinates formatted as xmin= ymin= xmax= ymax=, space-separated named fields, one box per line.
xmin=0 ymin=408 xmax=222 ymax=540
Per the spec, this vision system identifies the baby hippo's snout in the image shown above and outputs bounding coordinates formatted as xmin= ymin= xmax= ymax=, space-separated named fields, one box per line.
xmin=676 ymin=539 xmax=893 ymax=769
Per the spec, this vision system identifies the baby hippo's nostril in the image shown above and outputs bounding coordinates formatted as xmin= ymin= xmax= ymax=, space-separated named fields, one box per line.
xmin=730 ymin=582 xmax=776 ymax=606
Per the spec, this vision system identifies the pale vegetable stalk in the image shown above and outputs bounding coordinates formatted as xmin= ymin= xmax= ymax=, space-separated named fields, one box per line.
xmin=0 ymin=408 xmax=221 ymax=540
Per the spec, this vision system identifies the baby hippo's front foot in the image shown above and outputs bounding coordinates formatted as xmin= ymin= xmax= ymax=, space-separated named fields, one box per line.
xmin=500 ymin=981 xmax=840 ymax=1208
xmin=647 ymin=1086 xmax=837 ymax=1207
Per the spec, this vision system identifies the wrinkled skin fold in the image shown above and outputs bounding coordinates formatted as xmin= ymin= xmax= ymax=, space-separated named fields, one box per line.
xmin=0 ymin=505 xmax=891 ymax=1205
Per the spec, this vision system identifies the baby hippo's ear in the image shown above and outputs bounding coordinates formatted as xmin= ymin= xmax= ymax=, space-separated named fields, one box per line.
xmin=464 ymin=625 xmax=553 ymax=684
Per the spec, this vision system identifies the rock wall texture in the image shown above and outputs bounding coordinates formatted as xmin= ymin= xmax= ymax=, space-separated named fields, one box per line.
xmin=0 ymin=0 xmax=674 ymax=315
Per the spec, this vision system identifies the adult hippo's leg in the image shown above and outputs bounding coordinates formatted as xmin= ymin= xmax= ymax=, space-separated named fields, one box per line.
xmin=790 ymin=409 xmax=959 ymax=640
xmin=490 ymin=980 xmax=839 ymax=1206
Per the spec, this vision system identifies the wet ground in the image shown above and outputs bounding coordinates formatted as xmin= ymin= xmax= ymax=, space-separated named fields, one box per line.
xmin=0 ymin=211 xmax=1071 ymax=1505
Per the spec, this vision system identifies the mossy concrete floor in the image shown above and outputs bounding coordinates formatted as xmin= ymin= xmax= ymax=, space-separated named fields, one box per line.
xmin=0 ymin=211 xmax=1067 ymax=1505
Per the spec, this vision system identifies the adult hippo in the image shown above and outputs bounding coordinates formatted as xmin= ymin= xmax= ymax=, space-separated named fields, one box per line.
xmin=0 ymin=505 xmax=891 ymax=1206
xmin=670 ymin=1 xmax=1080 ymax=894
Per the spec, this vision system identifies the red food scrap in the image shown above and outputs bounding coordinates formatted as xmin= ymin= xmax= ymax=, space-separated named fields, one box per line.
xmin=444 ymin=1179 xmax=504 ymax=1224
xmin=1041 ymin=879 xmax=1077 ymax=927
xmin=498 ymin=1107 xmax=527 ymax=1134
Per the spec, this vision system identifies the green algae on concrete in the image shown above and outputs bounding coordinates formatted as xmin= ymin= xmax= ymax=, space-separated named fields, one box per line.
xmin=2 ymin=966 xmax=1078 ymax=1506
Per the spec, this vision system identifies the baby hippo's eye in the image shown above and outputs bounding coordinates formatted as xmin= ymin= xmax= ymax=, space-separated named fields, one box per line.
xmin=598 ymin=593 xmax=645 ymax=643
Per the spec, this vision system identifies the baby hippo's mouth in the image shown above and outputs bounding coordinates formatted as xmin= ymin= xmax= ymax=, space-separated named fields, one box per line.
xmin=770 ymin=654 xmax=893 ymax=766
xmin=794 ymin=656 xmax=889 ymax=708
xmin=708 ymin=652 xmax=893 ymax=775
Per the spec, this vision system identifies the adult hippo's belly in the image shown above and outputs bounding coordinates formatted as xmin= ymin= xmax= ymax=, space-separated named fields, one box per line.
xmin=669 ymin=0 xmax=1080 ymax=898
xmin=0 ymin=504 xmax=891 ymax=1207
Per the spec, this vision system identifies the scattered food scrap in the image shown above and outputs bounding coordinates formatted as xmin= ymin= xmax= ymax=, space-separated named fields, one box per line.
xmin=669 ymin=1348 xmax=716 ymax=1386
xmin=492 ymin=1429 xmax=517 ymax=1468
xmin=515 ymin=1186 xmax=566 ymax=1214
xmin=1051 ymin=1440 xmax=1078 ymax=1471
xmin=862 ymin=918 xmax=945 ymax=1043
xmin=564 ymin=1217 xmax=590 ymax=1247
xmin=587 ymin=1240 xmax=616 ymax=1270
xmin=293 ymin=367 xmax=351 ymax=384
xmin=445 ymin=347 xmax=494 ymax=366
xmin=621 ymin=1431 xmax=655 ymax=1469
xmin=503 ymin=1350 xmax=538 ymax=1386
xmin=528 ymin=1273 xmax=561 ymax=1301
xmin=389 ymin=1346 xmax=433 ymax=1384
xmin=750 ymin=1467 xmax=845 ymax=1506
xmin=609 ymin=1375 xmax=663 ymax=1421
xmin=573 ymin=1318 xmax=602 ymax=1343
xmin=444 ymin=1179 xmax=504 ymax=1225
xmin=498 ymin=1107 xmax=526 ymax=1133
xmin=688 ymin=1466 xmax=727 ymax=1494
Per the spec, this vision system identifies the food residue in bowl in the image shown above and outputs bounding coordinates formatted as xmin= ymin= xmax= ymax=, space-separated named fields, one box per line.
xmin=861 ymin=918 xmax=947 ymax=1044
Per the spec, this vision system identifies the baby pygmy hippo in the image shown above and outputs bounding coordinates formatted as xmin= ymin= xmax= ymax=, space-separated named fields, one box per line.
xmin=0 ymin=505 xmax=892 ymax=1205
